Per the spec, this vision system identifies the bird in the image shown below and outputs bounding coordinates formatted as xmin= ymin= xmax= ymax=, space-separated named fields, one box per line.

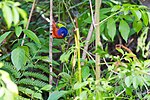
xmin=52 ymin=21 xmax=68 ymax=39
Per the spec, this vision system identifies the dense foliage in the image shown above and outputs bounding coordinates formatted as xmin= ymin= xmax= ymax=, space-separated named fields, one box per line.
xmin=0 ymin=0 xmax=150 ymax=100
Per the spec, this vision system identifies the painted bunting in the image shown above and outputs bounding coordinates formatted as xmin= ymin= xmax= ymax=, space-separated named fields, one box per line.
xmin=52 ymin=21 xmax=68 ymax=39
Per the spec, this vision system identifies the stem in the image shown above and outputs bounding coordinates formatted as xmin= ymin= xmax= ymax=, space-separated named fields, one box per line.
xmin=49 ymin=0 xmax=53 ymax=88
xmin=74 ymin=18 xmax=81 ymax=94
xmin=21 ymin=0 xmax=36 ymax=46
xmin=95 ymin=0 xmax=101 ymax=82
xmin=63 ymin=0 xmax=76 ymax=28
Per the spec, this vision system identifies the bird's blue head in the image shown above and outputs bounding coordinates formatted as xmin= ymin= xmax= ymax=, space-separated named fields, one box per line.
xmin=58 ymin=27 xmax=68 ymax=38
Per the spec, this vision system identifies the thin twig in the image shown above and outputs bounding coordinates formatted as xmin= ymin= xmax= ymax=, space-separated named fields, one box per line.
xmin=89 ymin=0 xmax=95 ymax=27
xmin=81 ymin=23 xmax=94 ymax=65
xmin=115 ymin=89 xmax=126 ymax=98
xmin=21 ymin=0 xmax=36 ymax=46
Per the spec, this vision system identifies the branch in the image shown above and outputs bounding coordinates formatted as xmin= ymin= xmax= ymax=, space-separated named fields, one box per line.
xmin=21 ymin=0 xmax=36 ymax=46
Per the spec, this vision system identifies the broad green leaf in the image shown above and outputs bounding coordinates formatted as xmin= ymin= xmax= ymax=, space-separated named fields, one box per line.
xmin=100 ymin=8 xmax=111 ymax=15
xmin=17 ymin=7 xmax=27 ymax=27
xmin=0 ymin=31 xmax=11 ymax=44
xmin=131 ymin=9 xmax=141 ymax=20
xmin=12 ymin=6 xmax=19 ymax=26
xmin=11 ymin=47 xmax=26 ymax=70
xmin=15 ymin=26 xmax=22 ymax=37
xmin=14 ymin=2 xmax=21 ymax=6
xmin=17 ymin=7 xmax=27 ymax=20
xmin=79 ymin=91 xmax=87 ymax=100
xmin=132 ymin=76 xmax=139 ymax=89
xmin=146 ymin=12 xmax=150 ymax=24
xmin=133 ymin=20 xmax=142 ymax=33
xmin=20 ymin=46 xmax=30 ymax=62
xmin=119 ymin=20 xmax=130 ymax=42
xmin=2 ymin=4 xmax=13 ymax=29
xmin=100 ymin=23 xmax=105 ymax=33
xmin=125 ymin=76 xmax=132 ymax=87
xmin=123 ymin=8 xmax=129 ymax=15
xmin=0 ymin=70 xmax=18 ymax=95
xmin=111 ymin=5 xmax=121 ymax=12
xmin=23 ymin=29 xmax=41 ymax=44
xmin=125 ymin=88 xmax=132 ymax=96
xmin=141 ymin=11 xmax=148 ymax=26
xmin=59 ymin=72 xmax=71 ymax=81
xmin=0 ymin=2 xmax=2 ymax=8
xmin=74 ymin=81 xmax=88 ymax=90
xmin=48 ymin=91 xmax=67 ymax=100
xmin=107 ymin=18 xmax=116 ymax=41
xmin=82 ymin=66 xmax=90 ymax=80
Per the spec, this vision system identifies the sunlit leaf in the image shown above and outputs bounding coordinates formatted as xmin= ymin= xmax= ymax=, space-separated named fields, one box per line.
xmin=12 ymin=6 xmax=19 ymax=26
xmin=15 ymin=26 xmax=22 ymax=37
xmin=141 ymin=11 xmax=148 ymax=26
xmin=2 ymin=3 xmax=13 ymax=29
xmin=74 ymin=81 xmax=88 ymax=90
xmin=125 ymin=76 xmax=132 ymax=87
xmin=131 ymin=9 xmax=141 ymax=20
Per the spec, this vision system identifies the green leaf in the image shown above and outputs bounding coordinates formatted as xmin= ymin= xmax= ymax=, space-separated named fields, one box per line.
xmin=125 ymin=76 xmax=132 ymax=87
xmin=17 ymin=7 xmax=27 ymax=20
xmin=125 ymin=88 xmax=132 ymax=96
xmin=17 ymin=7 xmax=27 ymax=27
xmin=20 ymin=46 xmax=30 ymax=62
xmin=74 ymin=81 xmax=88 ymax=90
xmin=119 ymin=20 xmax=130 ymax=42
xmin=146 ymin=12 xmax=150 ymax=24
xmin=133 ymin=20 xmax=142 ymax=33
xmin=131 ymin=9 xmax=141 ymax=20
xmin=12 ymin=6 xmax=19 ymax=26
xmin=141 ymin=11 xmax=148 ymax=26
xmin=107 ymin=18 xmax=116 ymax=41
xmin=41 ymin=85 xmax=52 ymax=91
xmin=0 ymin=31 xmax=11 ymax=44
xmin=82 ymin=66 xmax=90 ymax=80
xmin=11 ymin=47 xmax=26 ymax=70
xmin=23 ymin=29 xmax=41 ymax=44
xmin=15 ymin=26 xmax=22 ymax=37
xmin=48 ymin=91 xmax=67 ymax=100
xmin=79 ymin=91 xmax=87 ymax=100
xmin=2 ymin=4 xmax=13 ymax=29
xmin=111 ymin=5 xmax=121 ymax=12
xmin=132 ymin=76 xmax=139 ymax=89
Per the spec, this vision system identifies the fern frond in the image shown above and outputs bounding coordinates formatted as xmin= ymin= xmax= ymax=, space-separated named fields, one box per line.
xmin=18 ymin=86 xmax=43 ymax=100
xmin=16 ymin=95 xmax=30 ymax=100
xmin=2 ymin=61 xmax=21 ymax=79
xmin=23 ymin=72 xmax=48 ymax=82
xmin=27 ymin=64 xmax=49 ymax=74
xmin=18 ymin=78 xmax=48 ymax=88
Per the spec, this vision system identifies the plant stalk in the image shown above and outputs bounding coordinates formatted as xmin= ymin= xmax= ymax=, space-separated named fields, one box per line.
xmin=95 ymin=0 xmax=102 ymax=81
xmin=21 ymin=0 xmax=36 ymax=46
xmin=49 ymin=0 xmax=53 ymax=87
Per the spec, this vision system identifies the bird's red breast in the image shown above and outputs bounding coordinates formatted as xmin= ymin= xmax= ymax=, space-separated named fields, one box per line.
xmin=52 ymin=22 xmax=64 ymax=39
